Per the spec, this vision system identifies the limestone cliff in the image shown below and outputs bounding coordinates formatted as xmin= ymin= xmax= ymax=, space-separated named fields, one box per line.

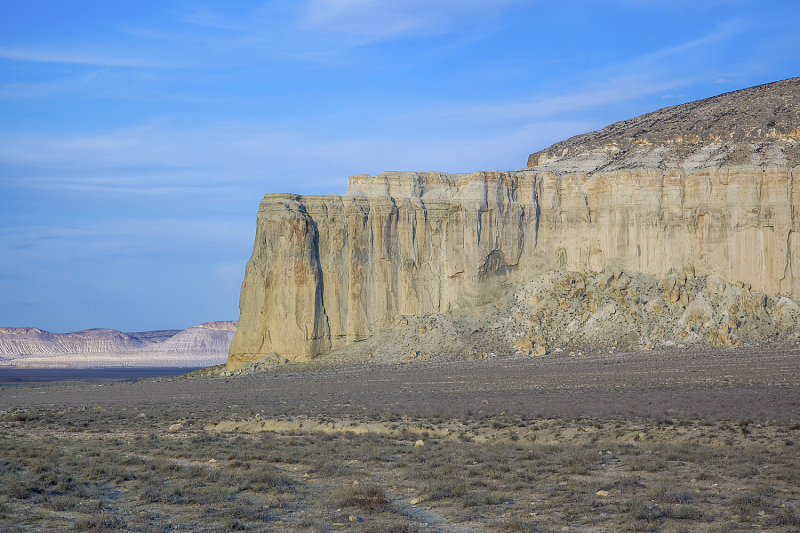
xmin=229 ymin=78 xmax=800 ymax=369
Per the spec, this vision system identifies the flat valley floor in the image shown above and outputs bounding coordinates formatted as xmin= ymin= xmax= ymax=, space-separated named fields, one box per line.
xmin=1 ymin=344 xmax=799 ymax=532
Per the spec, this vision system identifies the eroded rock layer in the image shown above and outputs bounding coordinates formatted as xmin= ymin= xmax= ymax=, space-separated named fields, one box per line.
xmin=230 ymin=165 xmax=800 ymax=368
xmin=0 ymin=322 xmax=237 ymax=367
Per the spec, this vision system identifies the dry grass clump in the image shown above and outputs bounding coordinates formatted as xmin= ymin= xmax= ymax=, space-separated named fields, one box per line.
xmin=338 ymin=483 xmax=389 ymax=511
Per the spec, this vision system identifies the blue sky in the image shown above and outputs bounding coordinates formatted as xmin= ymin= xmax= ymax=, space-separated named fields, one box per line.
xmin=1 ymin=1 xmax=799 ymax=333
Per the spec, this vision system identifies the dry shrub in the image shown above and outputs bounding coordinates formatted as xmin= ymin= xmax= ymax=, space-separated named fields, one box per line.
xmin=311 ymin=459 xmax=349 ymax=476
xmin=652 ymin=483 xmax=694 ymax=504
xmin=339 ymin=483 xmax=389 ymax=511
xmin=499 ymin=519 xmax=542 ymax=532
xmin=669 ymin=504 xmax=704 ymax=520
xmin=427 ymin=478 xmax=468 ymax=501
xmin=71 ymin=514 xmax=126 ymax=532
xmin=617 ymin=475 xmax=644 ymax=488
xmin=628 ymin=454 xmax=666 ymax=473
xmin=767 ymin=506 xmax=800 ymax=526
xmin=363 ymin=523 xmax=419 ymax=533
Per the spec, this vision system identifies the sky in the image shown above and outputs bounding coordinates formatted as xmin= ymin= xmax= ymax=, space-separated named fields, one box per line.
xmin=1 ymin=1 xmax=799 ymax=333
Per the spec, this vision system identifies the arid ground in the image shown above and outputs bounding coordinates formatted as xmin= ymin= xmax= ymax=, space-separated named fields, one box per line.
xmin=1 ymin=344 xmax=798 ymax=532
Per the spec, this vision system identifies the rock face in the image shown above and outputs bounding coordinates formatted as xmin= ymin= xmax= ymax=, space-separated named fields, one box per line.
xmin=229 ymin=78 xmax=800 ymax=369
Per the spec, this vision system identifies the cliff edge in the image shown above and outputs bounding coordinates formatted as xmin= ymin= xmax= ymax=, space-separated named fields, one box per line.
xmin=229 ymin=78 xmax=800 ymax=370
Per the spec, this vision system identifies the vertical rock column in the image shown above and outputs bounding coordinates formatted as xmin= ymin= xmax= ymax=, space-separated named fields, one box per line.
xmin=227 ymin=194 xmax=330 ymax=370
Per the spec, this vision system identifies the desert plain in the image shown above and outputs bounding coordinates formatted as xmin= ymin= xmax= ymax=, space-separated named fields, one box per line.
xmin=1 ymin=343 xmax=798 ymax=532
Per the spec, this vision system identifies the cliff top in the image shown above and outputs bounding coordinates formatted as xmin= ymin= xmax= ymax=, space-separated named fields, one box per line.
xmin=528 ymin=77 xmax=800 ymax=174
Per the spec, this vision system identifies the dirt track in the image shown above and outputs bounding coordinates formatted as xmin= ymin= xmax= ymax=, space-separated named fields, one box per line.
xmin=2 ymin=344 xmax=799 ymax=422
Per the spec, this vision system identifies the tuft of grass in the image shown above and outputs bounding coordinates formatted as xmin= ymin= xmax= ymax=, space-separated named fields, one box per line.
xmin=625 ymin=498 xmax=667 ymax=523
xmin=310 ymin=458 xmax=349 ymax=476
xmin=728 ymin=494 xmax=765 ymax=521
xmin=362 ymin=523 xmax=419 ymax=533
xmin=767 ymin=506 xmax=800 ymax=526
xmin=339 ymin=483 xmax=390 ymax=511
xmin=71 ymin=514 xmax=126 ymax=532
xmin=426 ymin=478 xmax=468 ymax=501
xmin=652 ymin=483 xmax=694 ymax=504
xmin=670 ymin=504 xmax=705 ymax=520
xmin=498 ymin=519 xmax=542 ymax=532
xmin=462 ymin=490 xmax=507 ymax=507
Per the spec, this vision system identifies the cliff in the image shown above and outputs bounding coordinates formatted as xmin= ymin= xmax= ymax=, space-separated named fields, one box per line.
xmin=228 ymin=78 xmax=800 ymax=369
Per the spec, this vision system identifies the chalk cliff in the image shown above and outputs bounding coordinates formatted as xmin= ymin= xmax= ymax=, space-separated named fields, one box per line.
xmin=0 ymin=328 xmax=161 ymax=356
xmin=0 ymin=322 xmax=237 ymax=367
xmin=228 ymin=78 xmax=800 ymax=369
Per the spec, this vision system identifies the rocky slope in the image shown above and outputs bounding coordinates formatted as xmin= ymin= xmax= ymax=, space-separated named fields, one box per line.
xmin=0 ymin=322 xmax=236 ymax=367
xmin=527 ymin=77 xmax=800 ymax=173
xmin=229 ymin=78 xmax=800 ymax=370
xmin=222 ymin=268 xmax=800 ymax=373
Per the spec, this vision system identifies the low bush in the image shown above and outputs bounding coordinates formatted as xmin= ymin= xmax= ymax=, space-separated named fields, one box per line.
xmin=339 ymin=483 xmax=389 ymax=511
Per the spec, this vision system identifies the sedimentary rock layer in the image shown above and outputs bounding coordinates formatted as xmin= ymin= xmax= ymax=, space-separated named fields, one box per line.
xmin=0 ymin=322 xmax=237 ymax=367
xmin=229 ymin=165 xmax=800 ymax=368
xmin=0 ymin=328 xmax=152 ymax=356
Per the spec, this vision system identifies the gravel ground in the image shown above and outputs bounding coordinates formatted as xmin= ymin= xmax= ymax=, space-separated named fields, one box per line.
xmin=2 ymin=344 xmax=798 ymax=423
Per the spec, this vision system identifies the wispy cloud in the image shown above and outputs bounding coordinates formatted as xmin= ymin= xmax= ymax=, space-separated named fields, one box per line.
xmin=0 ymin=45 xmax=178 ymax=68
xmin=629 ymin=19 xmax=743 ymax=64
xmin=444 ymin=76 xmax=690 ymax=126
xmin=0 ymin=114 xmax=594 ymax=204
xmin=300 ymin=0 xmax=521 ymax=43
xmin=435 ymin=20 xmax=747 ymax=129
xmin=0 ymin=16 xmax=771 ymax=196
xmin=1 ymin=219 xmax=251 ymax=259
xmin=163 ymin=0 xmax=524 ymax=61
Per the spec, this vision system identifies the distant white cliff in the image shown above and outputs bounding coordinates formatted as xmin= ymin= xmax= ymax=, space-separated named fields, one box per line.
xmin=0 ymin=322 xmax=236 ymax=368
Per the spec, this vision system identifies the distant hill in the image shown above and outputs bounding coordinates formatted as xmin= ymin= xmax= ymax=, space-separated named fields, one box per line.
xmin=0 ymin=327 xmax=162 ymax=356
xmin=0 ymin=322 xmax=236 ymax=368
xmin=146 ymin=322 xmax=238 ymax=355
xmin=126 ymin=330 xmax=183 ymax=345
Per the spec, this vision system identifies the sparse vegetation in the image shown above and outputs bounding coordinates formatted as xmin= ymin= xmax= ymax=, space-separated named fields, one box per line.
xmin=0 ymin=344 xmax=798 ymax=531
xmin=0 ymin=409 xmax=798 ymax=532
